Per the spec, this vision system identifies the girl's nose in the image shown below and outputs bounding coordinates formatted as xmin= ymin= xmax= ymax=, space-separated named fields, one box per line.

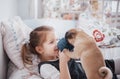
xmin=55 ymin=45 xmax=58 ymax=49
xmin=55 ymin=40 xmax=59 ymax=50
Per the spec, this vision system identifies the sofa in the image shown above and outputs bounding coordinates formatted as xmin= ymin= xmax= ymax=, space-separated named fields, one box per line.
xmin=0 ymin=18 xmax=120 ymax=79
xmin=0 ymin=33 xmax=9 ymax=79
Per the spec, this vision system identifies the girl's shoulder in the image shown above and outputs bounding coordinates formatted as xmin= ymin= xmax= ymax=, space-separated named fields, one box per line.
xmin=39 ymin=63 xmax=60 ymax=79
xmin=38 ymin=59 xmax=59 ymax=72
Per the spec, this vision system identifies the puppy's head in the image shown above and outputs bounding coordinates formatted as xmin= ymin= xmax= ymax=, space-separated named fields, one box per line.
xmin=65 ymin=28 xmax=78 ymax=45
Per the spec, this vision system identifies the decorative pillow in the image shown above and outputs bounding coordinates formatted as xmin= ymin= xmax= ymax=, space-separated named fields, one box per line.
xmin=77 ymin=12 xmax=120 ymax=47
xmin=1 ymin=16 xmax=32 ymax=69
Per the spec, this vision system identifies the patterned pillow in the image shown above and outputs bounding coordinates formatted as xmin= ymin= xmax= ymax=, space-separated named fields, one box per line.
xmin=1 ymin=16 xmax=32 ymax=69
xmin=77 ymin=12 xmax=120 ymax=47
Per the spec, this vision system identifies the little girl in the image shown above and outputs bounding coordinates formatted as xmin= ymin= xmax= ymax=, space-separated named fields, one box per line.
xmin=21 ymin=26 xmax=117 ymax=79
xmin=21 ymin=26 xmax=87 ymax=79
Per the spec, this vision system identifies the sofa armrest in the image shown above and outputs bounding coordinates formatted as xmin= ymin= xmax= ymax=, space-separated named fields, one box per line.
xmin=0 ymin=32 xmax=9 ymax=79
xmin=117 ymin=75 xmax=120 ymax=79
xmin=114 ymin=58 xmax=120 ymax=75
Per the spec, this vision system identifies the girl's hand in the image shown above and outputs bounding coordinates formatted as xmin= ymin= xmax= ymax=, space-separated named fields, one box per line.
xmin=59 ymin=49 xmax=71 ymax=79
xmin=59 ymin=49 xmax=70 ymax=64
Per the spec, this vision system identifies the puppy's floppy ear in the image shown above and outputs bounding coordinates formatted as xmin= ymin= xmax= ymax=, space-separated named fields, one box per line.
xmin=65 ymin=29 xmax=77 ymax=39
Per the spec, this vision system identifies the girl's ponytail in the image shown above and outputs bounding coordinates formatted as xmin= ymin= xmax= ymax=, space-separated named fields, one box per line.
xmin=21 ymin=43 xmax=33 ymax=66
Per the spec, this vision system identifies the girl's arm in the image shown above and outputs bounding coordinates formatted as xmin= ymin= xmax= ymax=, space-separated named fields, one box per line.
xmin=59 ymin=52 xmax=71 ymax=79
xmin=40 ymin=51 xmax=71 ymax=79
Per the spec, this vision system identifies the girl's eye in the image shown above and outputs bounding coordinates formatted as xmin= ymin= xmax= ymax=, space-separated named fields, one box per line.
xmin=50 ymin=41 xmax=54 ymax=44
xmin=49 ymin=39 xmax=57 ymax=44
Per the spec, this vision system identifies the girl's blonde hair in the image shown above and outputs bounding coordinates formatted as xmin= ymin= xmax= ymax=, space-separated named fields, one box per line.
xmin=21 ymin=26 xmax=54 ymax=66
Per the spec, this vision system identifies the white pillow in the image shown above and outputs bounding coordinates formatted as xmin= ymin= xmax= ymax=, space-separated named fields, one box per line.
xmin=77 ymin=12 xmax=117 ymax=46
xmin=1 ymin=16 xmax=32 ymax=69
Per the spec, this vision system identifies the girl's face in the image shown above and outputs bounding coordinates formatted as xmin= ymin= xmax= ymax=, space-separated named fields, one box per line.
xmin=40 ymin=31 xmax=59 ymax=61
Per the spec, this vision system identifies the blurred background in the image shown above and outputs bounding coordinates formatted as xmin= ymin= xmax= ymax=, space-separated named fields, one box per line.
xmin=0 ymin=0 xmax=120 ymax=29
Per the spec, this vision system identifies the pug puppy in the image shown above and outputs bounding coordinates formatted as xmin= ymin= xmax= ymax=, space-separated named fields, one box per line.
xmin=63 ymin=28 xmax=112 ymax=79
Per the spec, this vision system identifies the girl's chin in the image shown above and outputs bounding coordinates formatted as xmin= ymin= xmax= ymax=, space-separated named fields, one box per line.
xmin=55 ymin=53 xmax=59 ymax=56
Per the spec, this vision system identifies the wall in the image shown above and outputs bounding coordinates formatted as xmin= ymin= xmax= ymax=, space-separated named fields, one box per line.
xmin=0 ymin=0 xmax=18 ymax=20
xmin=0 ymin=0 xmax=38 ymax=20
xmin=17 ymin=0 xmax=30 ymax=19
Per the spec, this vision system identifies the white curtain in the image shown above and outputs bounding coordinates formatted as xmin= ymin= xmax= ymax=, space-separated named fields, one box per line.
xmin=29 ymin=0 xmax=38 ymax=19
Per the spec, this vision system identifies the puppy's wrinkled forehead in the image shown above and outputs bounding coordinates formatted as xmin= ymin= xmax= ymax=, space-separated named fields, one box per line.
xmin=65 ymin=28 xmax=78 ymax=39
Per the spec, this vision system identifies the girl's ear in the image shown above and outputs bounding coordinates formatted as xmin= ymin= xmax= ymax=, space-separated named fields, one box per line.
xmin=35 ymin=46 xmax=43 ymax=54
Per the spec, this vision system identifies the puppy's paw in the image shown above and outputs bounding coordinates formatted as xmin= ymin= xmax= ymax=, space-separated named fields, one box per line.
xmin=63 ymin=49 xmax=80 ymax=59
xmin=63 ymin=49 xmax=69 ymax=53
